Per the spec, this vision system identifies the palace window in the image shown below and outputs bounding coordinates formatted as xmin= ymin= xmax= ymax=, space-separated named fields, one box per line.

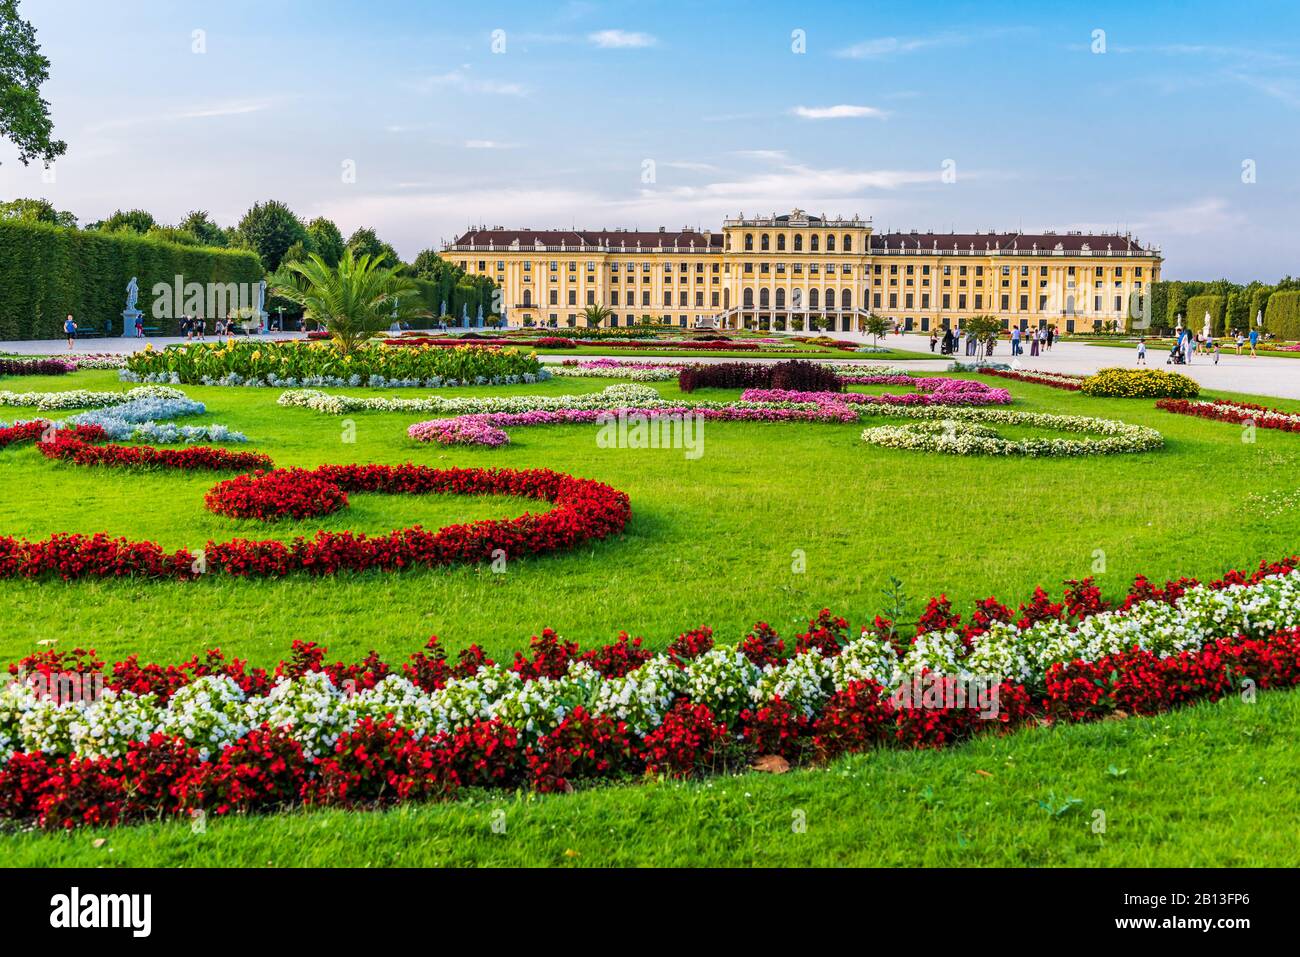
xmin=810 ymin=234 xmax=820 ymax=252
xmin=826 ymin=234 xmax=836 ymax=252
xmin=744 ymin=233 xmax=754 ymax=250
xmin=794 ymin=235 xmax=803 ymax=252
xmin=761 ymin=234 xmax=770 ymax=251
xmin=777 ymin=234 xmax=786 ymax=251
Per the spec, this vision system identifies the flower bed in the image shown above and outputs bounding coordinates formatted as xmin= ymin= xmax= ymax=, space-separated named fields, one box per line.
xmin=679 ymin=359 xmax=842 ymax=393
xmin=1080 ymin=367 xmax=1200 ymax=398
xmin=279 ymin=382 xmax=664 ymax=415
xmin=860 ymin=406 xmax=1163 ymax=457
xmin=0 ymin=385 xmax=190 ymax=413
xmin=0 ymin=358 xmax=74 ymax=377
xmin=0 ymin=446 xmax=630 ymax=579
xmin=406 ymin=418 xmax=511 ymax=447
xmin=1156 ymin=397 xmax=1300 ymax=433
xmin=550 ymin=359 xmax=688 ymax=381
xmin=741 ymin=377 xmax=1011 ymax=407
xmin=975 ymin=368 xmax=1085 ymax=391
xmin=3 ymin=554 xmax=1297 ymax=828
xmin=123 ymin=340 xmax=545 ymax=388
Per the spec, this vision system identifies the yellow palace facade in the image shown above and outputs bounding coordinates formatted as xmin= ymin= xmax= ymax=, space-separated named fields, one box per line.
xmin=445 ymin=209 xmax=1162 ymax=333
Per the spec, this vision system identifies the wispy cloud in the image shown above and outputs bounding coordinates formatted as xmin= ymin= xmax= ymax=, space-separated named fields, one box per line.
xmin=416 ymin=70 xmax=526 ymax=96
xmin=837 ymin=27 xmax=1026 ymax=59
xmin=588 ymin=29 xmax=656 ymax=49
xmin=661 ymin=160 xmax=718 ymax=171
xmin=791 ymin=104 xmax=887 ymax=120
xmin=464 ymin=139 xmax=519 ymax=149
xmin=86 ymin=100 xmax=272 ymax=133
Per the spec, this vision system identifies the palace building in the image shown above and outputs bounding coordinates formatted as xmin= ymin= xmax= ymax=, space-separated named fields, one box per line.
xmin=445 ymin=209 xmax=1162 ymax=333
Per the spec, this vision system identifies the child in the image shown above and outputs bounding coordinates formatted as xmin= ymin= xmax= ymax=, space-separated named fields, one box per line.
xmin=1136 ymin=337 xmax=1147 ymax=365
xmin=64 ymin=314 xmax=77 ymax=350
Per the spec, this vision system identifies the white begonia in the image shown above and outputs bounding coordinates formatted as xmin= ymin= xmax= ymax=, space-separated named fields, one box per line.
xmin=156 ymin=675 xmax=251 ymax=761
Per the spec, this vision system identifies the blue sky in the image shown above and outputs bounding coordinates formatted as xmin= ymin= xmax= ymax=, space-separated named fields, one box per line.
xmin=2 ymin=0 xmax=1298 ymax=280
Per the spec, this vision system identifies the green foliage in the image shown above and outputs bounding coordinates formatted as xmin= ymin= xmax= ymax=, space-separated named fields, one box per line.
xmin=273 ymin=251 xmax=428 ymax=354
xmin=96 ymin=208 xmax=156 ymax=234
xmin=236 ymin=199 xmax=307 ymax=271
xmin=125 ymin=338 xmax=542 ymax=384
xmin=178 ymin=210 xmax=228 ymax=247
xmin=305 ymin=217 xmax=345 ymax=267
xmin=1265 ymin=291 xmax=1300 ymax=340
xmin=1185 ymin=294 xmax=1227 ymax=335
xmin=0 ymin=0 xmax=66 ymax=166
xmin=583 ymin=304 xmax=612 ymax=328
xmin=0 ymin=218 xmax=261 ymax=339
xmin=0 ymin=196 xmax=75 ymax=227
xmin=345 ymin=227 xmax=399 ymax=268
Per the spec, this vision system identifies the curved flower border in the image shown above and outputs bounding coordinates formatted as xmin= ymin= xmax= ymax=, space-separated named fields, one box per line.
xmin=860 ymin=406 xmax=1164 ymax=457
xmin=2 ymin=554 xmax=1297 ymax=828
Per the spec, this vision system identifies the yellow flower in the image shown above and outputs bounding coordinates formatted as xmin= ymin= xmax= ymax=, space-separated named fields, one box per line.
xmin=251 ymin=351 xmax=261 ymax=360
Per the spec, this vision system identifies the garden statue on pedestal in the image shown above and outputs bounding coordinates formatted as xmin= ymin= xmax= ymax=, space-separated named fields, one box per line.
xmin=121 ymin=276 xmax=143 ymax=336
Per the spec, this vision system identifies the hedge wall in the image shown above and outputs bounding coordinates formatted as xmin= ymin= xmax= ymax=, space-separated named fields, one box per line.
xmin=1265 ymin=291 xmax=1300 ymax=341
xmin=1184 ymin=294 xmax=1227 ymax=335
xmin=0 ymin=220 xmax=263 ymax=340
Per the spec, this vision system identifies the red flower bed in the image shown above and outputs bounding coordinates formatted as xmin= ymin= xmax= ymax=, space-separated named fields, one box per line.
xmin=36 ymin=424 xmax=273 ymax=472
xmin=0 ymin=420 xmax=51 ymax=449
xmin=1156 ymin=397 xmax=1300 ymax=433
xmin=976 ymin=368 xmax=1083 ymax=390
xmin=206 ymin=469 xmax=350 ymax=520
xmin=0 ymin=456 xmax=631 ymax=579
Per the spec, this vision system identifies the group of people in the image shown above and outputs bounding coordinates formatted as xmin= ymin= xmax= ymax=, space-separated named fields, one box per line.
xmin=1149 ymin=326 xmax=1263 ymax=367
xmin=927 ymin=324 xmax=1058 ymax=358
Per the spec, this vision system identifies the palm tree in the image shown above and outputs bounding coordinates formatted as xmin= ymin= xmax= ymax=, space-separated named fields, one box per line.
xmin=273 ymin=250 xmax=429 ymax=355
xmin=582 ymin=304 xmax=612 ymax=329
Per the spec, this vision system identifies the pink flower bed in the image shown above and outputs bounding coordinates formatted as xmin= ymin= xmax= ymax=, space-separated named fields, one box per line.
xmin=406 ymin=418 xmax=511 ymax=447
xmin=741 ymin=377 xmax=1010 ymax=407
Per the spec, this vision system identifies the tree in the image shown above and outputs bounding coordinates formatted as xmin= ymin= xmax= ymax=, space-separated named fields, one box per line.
xmin=96 ymin=208 xmax=156 ymax=234
xmin=305 ymin=217 xmax=345 ymax=267
xmin=273 ymin=250 xmax=430 ymax=355
xmin=0 ymin=196 xmax=74 ymax=227
xmin=964 ymin=314 xmax=1003 ymax=359
xmin=236 ymin=199 xmax=307 ymax=271
xmin=860 ymin=312 xmax=890 ymax=345
xmin=145 ymin=225 xmax=201 ymax=246
xmin=178 ymin=210 xmax=228 ymax=247
xmin=582 ymin=304 xmax=612 ymax=328
xmin=0 ymin=0 xmax=65 ymax=167
xmin=346 ymin=227 xmax=400 ymax=268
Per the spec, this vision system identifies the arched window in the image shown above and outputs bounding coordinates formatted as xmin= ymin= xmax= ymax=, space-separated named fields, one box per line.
xmin=825 ymin=287 xmax=836 ymax=310
xmin=793 ymin=234 xmax=803 ymax=252
xmin=777 ymin=234 xmax=786 ymax=251
xmin=843 ymin=234 xmax=852 ymax=252
xmin=810 ymin=234 xmax=820 ymax=252
xmin=744 ymin=233 xmax=753 ymax=251
xmin=775 ymin=288 xmax=786 ymax=308
xmin=826 ymin=234 xmax=836 ymax=252
xmin=841 ymin=288 xmax=852 ymax=310
xmin=760 ymin=234 xmax=770 ymax=251
xmin=743 ymin=288 xmax=754 ymax=307
xmin=759 ymin=288 xmax=770 ymax=308
xmin=522 ymin=289 xmax=532 ymax=306
xmin=809 ymin=288 xmax=820 ymax=310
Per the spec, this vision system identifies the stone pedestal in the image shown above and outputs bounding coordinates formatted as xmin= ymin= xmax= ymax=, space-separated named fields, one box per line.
xmin=122 ymin=308 xmax=143 ymax=337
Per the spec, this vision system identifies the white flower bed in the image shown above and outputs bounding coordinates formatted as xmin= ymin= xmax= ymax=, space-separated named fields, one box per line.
xmin=277 ymin=382 xmax=666 ymax=415
xmin=860 ymin=407 xmax=1163 ymax=457
xmin=0 ymin=385 xmax=189 ymax=412
xmin=5 ymin=568 xmax=1296 ymax=763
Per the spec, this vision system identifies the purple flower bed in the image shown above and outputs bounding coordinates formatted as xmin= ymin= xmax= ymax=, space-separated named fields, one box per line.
xmin=741 ymin=377 xmax=1011 ymax=407
xmin=0 ymin=358 xmax=75 ymax=377
xmin=407 ymin=417 xmax=511 ymax=447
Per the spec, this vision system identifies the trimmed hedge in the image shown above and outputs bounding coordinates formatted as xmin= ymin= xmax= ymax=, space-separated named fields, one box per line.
xmin=678 ymin=359 xmax=842 ymax=394
xmin=1184 ymin=294 xmax=1227 ymax=335
xmin=0 ymin=220 xmax=263 ymax=340
xmin=1265 ymin=291 xmax=1300 ymax=341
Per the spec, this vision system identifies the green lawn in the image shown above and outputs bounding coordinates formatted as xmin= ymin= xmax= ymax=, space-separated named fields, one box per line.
xmin=3 ymin=365 xmax=1300 ymax=865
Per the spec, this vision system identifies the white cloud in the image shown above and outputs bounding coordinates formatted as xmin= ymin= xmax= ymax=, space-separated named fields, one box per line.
xmin=791 ymin=104 xmax=887 ymax=120
xmin=837 ymin=27 xmax=1027 ymax=59
xmin=588 ymin=29 xmax=656 ymax=49
xmin=661 ymin=161 xmax=718 ymax=171
xmin=85 ymin=100 xmax=271 ymax=133
xmin=464 ymin=139 xmax=519 ymax=149
xmin=417 ymin=71 xmax=526 ymax=96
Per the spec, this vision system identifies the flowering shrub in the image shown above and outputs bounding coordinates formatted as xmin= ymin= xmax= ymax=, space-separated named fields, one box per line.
xmin=1080 ymin=367 xmax=1200 ymax=398
xmin=679 ymin=359 xmax=842 ymax=393
xmin=5 ymin=553 xmax=1300 ymax=827
xmin=0 ymin=358 xmax=73 ymax=377
xmin=124 ymin=340 xmax=545 ymax=387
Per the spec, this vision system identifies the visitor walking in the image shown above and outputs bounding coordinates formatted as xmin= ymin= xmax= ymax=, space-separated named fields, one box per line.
xmin=134 ymin=316 xmax=144 ymax=338
xmin=1030 ymin=329 xmax=1040 ymax=356
xmin=1183 ymin=330 xmax=1194 ymax=365
xmin=929 ymin=332 xmax=938 ymax=352
xmin=1011 ymin=326 xmax=1022 ymax=355
xmin=1249 ymin=327 xmax=1259 ymax=357
xmin=1136 ymin=337 xmax=1147 ymax=365
xmin=1235 ymin=331 xmax=1244 ymax=355
xmin=64 ymin=314 xmax=77 ymax=350
xmin=1046 ymin=325 xmax=1055 ymax=351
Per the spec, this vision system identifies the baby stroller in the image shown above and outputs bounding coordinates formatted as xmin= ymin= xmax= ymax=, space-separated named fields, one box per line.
xmin=1167 ymin=342 xmax=1186 ymax=365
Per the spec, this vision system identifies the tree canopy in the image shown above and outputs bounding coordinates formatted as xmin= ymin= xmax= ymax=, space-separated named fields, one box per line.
xmin=0 ymin=0 xmax=65 ymax=166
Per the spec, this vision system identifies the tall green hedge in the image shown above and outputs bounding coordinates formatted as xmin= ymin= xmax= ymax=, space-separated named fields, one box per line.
xmin=1184 ymin=294 xmax=1227 ymax=335
xmin=0 ymin=220 xmax=263 ymax=339
xmin=1265 ymin=291 xmax=1300 ymax=340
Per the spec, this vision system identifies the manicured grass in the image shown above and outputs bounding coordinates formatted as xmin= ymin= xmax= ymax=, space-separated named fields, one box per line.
xmin=4 ymin=368 xmax=1300 ymax=670
xmin=4 ymin=364 xmax=1300 ymax=866
xmin=5 ymin=688 xmax=1297 ymax=866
